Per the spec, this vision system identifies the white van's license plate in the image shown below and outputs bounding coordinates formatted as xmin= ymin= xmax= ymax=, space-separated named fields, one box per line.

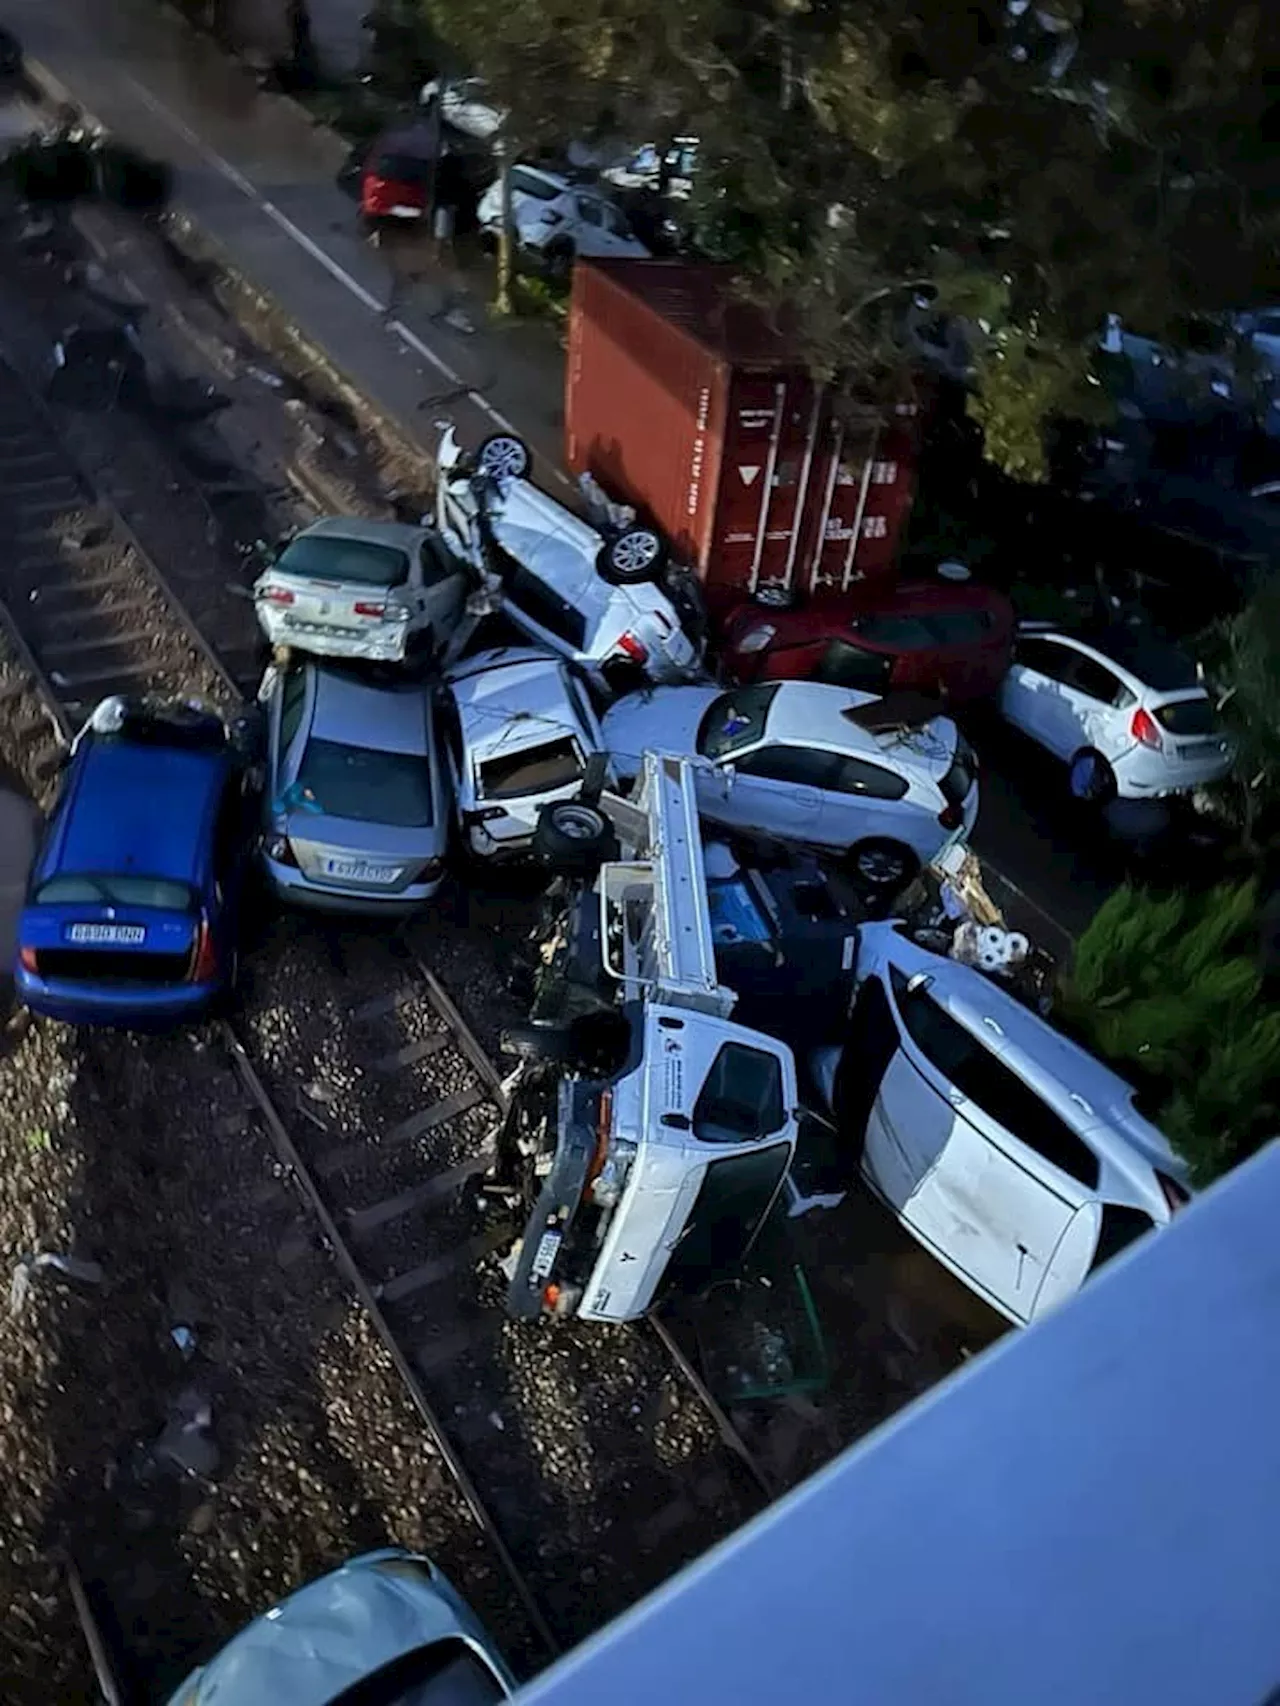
xmin=530 ymin=1230 xmax=562 ymax=1281
xmin=67 ymin=923 xmax=145 ymax=945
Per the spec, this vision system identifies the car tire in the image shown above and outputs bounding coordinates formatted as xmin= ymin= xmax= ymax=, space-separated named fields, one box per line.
xmin=597 ymin=526 xmax=667 ymax=585
xmin=500 ymin=1021 xmax=577 ymax=1064
xmin=532 ymin=799 xmax=619 ymax=874
xmin=846 ymin=838 xmax=917 ymax=895
xmin=474 ymin=432 xmax=531 ymax=482
xmin=752 ymin=583 xmax=799 ymax=611
xmin=1068 ymin=748 xmax=1117 ymax=805
xmin=543 ymin=238 xmax=575 ymax=281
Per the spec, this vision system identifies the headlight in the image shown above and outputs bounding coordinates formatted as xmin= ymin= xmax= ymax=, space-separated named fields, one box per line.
xmin=735 ymin=624 xmax=777 ymax=655
xmin=265 ymin=835 xmax=290 ymax=860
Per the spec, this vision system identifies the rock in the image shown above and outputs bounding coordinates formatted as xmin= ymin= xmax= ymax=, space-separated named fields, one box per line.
xmin=186 ymin=1501 xmax=216 ymax=1536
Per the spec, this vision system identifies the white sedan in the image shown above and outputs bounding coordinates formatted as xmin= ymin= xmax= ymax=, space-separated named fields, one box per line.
xmin=602 ymin=680 xmax=979 ymax=889
xmin=809 ymin=924 xmax=1191 ymax=1326
xmin=441 ymin=646 xmax=610 ymax=861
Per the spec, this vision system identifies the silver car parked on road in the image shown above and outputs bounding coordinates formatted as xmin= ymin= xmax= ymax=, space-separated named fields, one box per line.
xmin=259 ymin=659 xmax=449 ymax=912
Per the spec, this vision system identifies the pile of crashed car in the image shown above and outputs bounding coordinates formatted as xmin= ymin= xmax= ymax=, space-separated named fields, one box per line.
xmin=14 ymin=427 xmax=1231 ymax=1337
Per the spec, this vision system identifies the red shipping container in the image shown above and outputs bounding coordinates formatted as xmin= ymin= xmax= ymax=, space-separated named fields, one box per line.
xmin=566 ymin=260 xmax=922 ymax=615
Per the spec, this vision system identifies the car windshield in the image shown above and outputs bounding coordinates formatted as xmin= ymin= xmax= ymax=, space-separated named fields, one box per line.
xmin=276 ymin=532 xmax=410 ymax=589
xmin=34 ymin=873 xmax=195 ymax=910
xmin=296 ymin=739 xmax=434 ymax=827
xmin=510 ymin=168 xmax=561 ymax=201
xmin=373 ymin=153 xmax=432 ymax=183
xmin=697 ymin=686 xmax=780 ymax=760
xmin=478 ymin=736 xmax=583 ymax=800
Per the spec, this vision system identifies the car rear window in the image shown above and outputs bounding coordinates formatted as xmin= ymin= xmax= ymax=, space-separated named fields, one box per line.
xmin=888 ymin=968 xmax=1101 ymax=1189
xmin=1153 ymin=695 xmax=1215 ymax=735
xmin=510 ymin=167 xmax=561 ymax=201
xmin=693 ymin=1042 xmax=786 ymax=1143
xmin=1090 ymin=1203 xmax=1156 ymax=1272
xmin=276 ymin=533 xmax=410 ymax=589
xmin=698 ymin=686 xmax=779 ymax=760
xmin=297 ymin=739 xmax=434 ymax=827
xmin=939 ymin=733 xmax=977 ymax=807
xmin=478 ymin=736 xmax=583 ymax=799
xmin=34 ymin=873 xmax=195 ymax=910
xmin=372 ymin=152 xmax=432 ymax=183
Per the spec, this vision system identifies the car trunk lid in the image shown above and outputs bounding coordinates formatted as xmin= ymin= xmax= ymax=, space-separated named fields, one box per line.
xmin=286 ymin=813 xmax=435 ymax=894
xmin=21 ymin=899 xmax=199 ymax=983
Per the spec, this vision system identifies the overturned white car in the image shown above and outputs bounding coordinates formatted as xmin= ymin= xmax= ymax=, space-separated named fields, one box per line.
xmin=435 ymin=429 xmax=705 ymax=691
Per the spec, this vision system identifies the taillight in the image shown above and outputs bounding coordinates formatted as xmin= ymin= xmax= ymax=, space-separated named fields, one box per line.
xmin=616 ymin=632 xmax=649 ymax=665
xmin=938 ymin=803 xmax=963 ymax=830
xmin=583 ymin=1089 xmax=613 ymax=1198
xmin=260 ymin=584 xmax=294 ymax=606
xmin=353 ymin=601 xmax=387 ymax=618
xmin=19 ymin=945 xmax=37 ymax=973
xmin=190 ymin=917 xmax=218 ymax=983
xmin=1157 ymin=1172 xmax=1189 ymax=1214
xmin=1131 ymin=706 xmax=1163 ymax=750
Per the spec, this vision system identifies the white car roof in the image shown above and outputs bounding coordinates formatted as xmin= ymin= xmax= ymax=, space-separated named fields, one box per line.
xmin=860 ymin=923 xmax=1188 ymax=1203
xmin=1018 ymin=625 xmax=1206 ymax=699
xmin=448 ymin=647 xmax=588 ymax=761
xmin=763 ymin=683 xmax=956 ymax=780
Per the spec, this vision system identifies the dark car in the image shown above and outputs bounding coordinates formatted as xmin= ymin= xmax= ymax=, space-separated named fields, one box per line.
xmin=15 ymin=697 xmax=254 ymax=1027
xmin=719 ymin=580 xmax=1015 ymax=704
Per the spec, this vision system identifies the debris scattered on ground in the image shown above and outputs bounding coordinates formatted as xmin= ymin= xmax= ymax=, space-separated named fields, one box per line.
xmin=9 ymin=1250 xmax=104 ymax=1314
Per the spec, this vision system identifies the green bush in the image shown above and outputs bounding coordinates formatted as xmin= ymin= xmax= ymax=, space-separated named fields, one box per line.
xmin=1056 ymin=880 xmax=1279 ymax=1185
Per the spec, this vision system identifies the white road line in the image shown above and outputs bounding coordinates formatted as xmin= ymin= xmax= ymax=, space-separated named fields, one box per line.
xmin=119 ymin=71 xmax=523 ymax=439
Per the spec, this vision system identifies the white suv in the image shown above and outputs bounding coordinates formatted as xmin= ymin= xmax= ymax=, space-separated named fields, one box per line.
xmin=477 ymin=165 xmax=650 ymax=272
xmin=998 ymin=622 xmax=1233 ymax=802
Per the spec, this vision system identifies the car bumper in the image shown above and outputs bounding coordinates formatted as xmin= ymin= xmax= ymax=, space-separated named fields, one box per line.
xmin=254 ymin=606 xmax=412 ymax=663
xmin=16 ymin=969 xmax=219 ymax=1029
xmin=1113 ymin=746 xmax=1233 ymax=798
xmin=263 ymin=858 xmax=443 ymax=915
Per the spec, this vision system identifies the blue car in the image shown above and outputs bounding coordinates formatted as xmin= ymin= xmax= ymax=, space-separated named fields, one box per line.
xmin=165 ymin=1548 xmax=515 ymax=1706
xmin=15 ymin=697 xmax=253 ymax=1027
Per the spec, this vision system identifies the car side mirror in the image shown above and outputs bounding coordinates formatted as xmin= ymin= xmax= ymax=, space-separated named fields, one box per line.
xmin=905 ymin=971 xmax=933 ymax=997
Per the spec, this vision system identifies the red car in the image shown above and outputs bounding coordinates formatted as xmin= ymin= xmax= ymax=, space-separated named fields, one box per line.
xmin=719 ymin=580 xmax=1015 ymax=703
xmin=360 ymin=125 xmax=436 ymax=225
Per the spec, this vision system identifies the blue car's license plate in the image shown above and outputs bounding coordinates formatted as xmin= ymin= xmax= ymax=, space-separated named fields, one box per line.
xmin=66 ymin=923 xmax=146 ymax=945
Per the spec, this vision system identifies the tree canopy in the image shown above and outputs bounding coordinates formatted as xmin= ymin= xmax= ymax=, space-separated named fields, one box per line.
xmin=408 ymin=0 xmax=1280 ymax=475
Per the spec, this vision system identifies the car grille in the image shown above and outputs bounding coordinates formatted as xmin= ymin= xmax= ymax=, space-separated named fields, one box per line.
xmin=34 ymin=948 xmax=193 ymax=984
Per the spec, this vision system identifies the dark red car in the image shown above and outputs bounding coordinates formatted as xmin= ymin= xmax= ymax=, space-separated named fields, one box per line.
xmin=719 ymin=580 xmax=1015 ymax=703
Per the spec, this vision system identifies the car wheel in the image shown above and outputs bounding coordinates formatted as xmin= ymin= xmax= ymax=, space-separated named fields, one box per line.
xmin=753 ymin=583 xmax=798 ymax=611
xmin=532 ymin=799 xmax=619 ymax=874
xmin=543 ymin=239 xmax=574 ymax=281
xmin=598 ymin=526 xmax=667 ymax=585
xmin=474 ymin=432 xmax=531 ymax=481
xmin=847 ymin=838 xmax=917 ymax=894
xmin=1068 ymin=748 xmax=1117 ymax=805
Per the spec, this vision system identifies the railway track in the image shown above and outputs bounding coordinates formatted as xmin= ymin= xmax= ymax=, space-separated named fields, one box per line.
xmin=0 ymin=336 xmax=773 ymax=1672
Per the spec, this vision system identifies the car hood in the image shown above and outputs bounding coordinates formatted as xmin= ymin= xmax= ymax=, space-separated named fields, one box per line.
xmin=171 ymin=1551 xmax=510 ymax=1705
xmin=601 ymin=686 xmax=722 ymax=772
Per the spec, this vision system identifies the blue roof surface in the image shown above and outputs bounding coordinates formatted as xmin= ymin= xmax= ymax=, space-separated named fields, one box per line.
xmin=54 ymin=739 xmax=225 ymax=885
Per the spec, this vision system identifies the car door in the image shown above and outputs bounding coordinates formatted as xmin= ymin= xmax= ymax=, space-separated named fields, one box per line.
xmin=1000 ymin=635 xmax=1087 ymax=758
xmin=1055 ymin=650 xmax=1132 ymax=761
xmin=265 ymin=666 xmax=309 ymax=813
xmin=818 ymin=753 xmax=913 ymax=852
xmin=707 ymin=744 xmax=828 ymax=841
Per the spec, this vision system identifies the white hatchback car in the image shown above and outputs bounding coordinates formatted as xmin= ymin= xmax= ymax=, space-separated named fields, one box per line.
xmin=602 ymin=681 xmax=979 ymax=889
xmin=442 ymin=646 xmax=610 ymax=861
xmin=810 ymin=923 xmax=1192 ymax=1326
xmin=477 ymin=164 xmax=650 ymax=271
xmin=998 ymin=622 xmax=1233 ymax=802
xmin=435 ymin=428 xmax=702 ymax=690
